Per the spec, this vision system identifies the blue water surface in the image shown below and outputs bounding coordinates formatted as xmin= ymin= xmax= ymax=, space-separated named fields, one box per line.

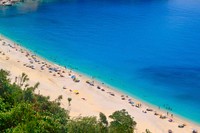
xmin=0 ymin=0 xmax=200 ymax=124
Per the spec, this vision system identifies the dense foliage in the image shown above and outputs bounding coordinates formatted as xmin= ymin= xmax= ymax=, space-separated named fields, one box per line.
xmin=0 ymin=70 xmax=69 ymax=132
xmin=0 ymin=69 xmax=136 ymax=133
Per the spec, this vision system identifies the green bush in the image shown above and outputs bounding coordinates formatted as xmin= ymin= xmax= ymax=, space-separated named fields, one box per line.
xmin=109 ymin=109 xmax=137 ymax=133
xmin=0 ymin=69 xmax=137 ymax=133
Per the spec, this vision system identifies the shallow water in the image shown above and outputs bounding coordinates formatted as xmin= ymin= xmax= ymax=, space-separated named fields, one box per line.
xmin=0 ymin=0 xmax=200 ymax=123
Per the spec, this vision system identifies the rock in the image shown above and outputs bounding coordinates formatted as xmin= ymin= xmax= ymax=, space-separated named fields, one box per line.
xmin=0 ymin=0 xmax=20 ymax=6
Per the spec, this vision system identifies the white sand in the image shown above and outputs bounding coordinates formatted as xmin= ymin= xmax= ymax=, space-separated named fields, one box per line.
xmin=0 ymin=35 xmax=199 ymax=133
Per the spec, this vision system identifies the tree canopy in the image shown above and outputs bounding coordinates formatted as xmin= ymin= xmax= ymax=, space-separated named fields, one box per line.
xmin=0 ymin=69 xmax=136 ymax=133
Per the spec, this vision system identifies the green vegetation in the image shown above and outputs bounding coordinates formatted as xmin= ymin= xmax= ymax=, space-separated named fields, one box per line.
xmin=109 ymin=109 xmax=137 ymax=133
xmin=145 ymin=129 xmax=152 ymax=133
xmin=67 ymin=97 xmax=72 ymax=106
xmin=0 ymin=69 xmax=136 ymax=133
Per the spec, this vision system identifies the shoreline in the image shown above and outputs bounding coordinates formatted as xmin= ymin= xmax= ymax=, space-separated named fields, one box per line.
xmin=0 ymin=34 xmax=199 ymax=132
xmin=1 ymin=34 xmax=199 ymax=124
xmin=1 ymin=33 xmax=199 ymax=126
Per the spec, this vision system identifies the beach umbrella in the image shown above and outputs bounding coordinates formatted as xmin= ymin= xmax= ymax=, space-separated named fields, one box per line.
xmin=71 ymin=75 xmax=76 ymax=79
xmin=63 ymin=86 xmax=66 ymax=89
xmin=192 ymin=129 xmax=198 ymax=133
xmin=73 ymin=90 xmax=79 ymax=94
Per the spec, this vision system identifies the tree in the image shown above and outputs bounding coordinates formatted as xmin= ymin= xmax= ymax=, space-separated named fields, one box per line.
xmin=68 ymin=97 xmax=72 ymax=106
xmin=99 ymin=112 xmax=108 ymax=133
xmin=58 ymin=95 xmax=63 ymax=101
xmin=0 ymin=70 xmax=69 ymax=133
xmin=109 ymin=109 xmax=136 ymax=133
xmin=19 ymin=73 xmax=29 ymax=87
xmin=0 ymin=97 xmax=6 ymax=112
xmin=145 ymin=129 xmax=152 ymax=133
xmin=67 ymin=116 xmax=99 ymax=133
xmin=0 ymin=69 xmax=10 ymax=94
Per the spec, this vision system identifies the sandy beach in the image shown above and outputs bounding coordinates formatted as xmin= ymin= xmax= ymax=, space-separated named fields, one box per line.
xmin=0 ymin=35 xmax=199 ymax=133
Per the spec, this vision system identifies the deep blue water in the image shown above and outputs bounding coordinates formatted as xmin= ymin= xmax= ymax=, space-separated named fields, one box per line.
xmin=1 ymin=0 xmax=200 ymax=123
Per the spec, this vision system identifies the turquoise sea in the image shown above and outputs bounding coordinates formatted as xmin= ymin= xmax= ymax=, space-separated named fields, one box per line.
xmin=0 ymin=0 xmax=200 ymax=124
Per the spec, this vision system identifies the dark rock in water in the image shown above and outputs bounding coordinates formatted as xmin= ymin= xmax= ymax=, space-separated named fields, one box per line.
xmin=0 ymin=0 xmax=20 ymax=6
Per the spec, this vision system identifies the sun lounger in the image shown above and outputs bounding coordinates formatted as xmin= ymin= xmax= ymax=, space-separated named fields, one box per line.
xmin=146 ymin=108 xmax=153 ymax=111
xmin=97 ymin=86 xmax=101 ymax=89
xmin=168 ymin=119 xmax=173 ymax=122
xmin=86 ymin=80 xmax=94 ymax=86
xmin=168 ymin=129 xmax=173 ymax=133
xmin=178 ymin=124 xmax=185 ymax=128
xmin=192 ymin=129 xmax=198 ymax=133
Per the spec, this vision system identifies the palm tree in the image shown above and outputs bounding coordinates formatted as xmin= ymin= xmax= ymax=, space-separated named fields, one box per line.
xmin=58 ymin=95 xmax=63 ymax=101
xmin=19 ymin=73 xmax=29 ymax=87
xmin=68 ymin=97 xmax=72 ymax=106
